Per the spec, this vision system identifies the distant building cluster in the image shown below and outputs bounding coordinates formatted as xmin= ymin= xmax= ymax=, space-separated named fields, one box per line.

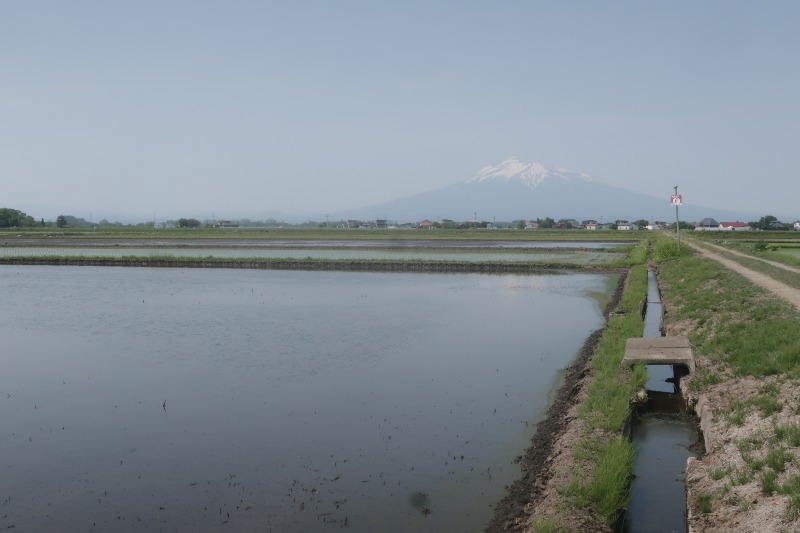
xmin=693 ymin=218 xmax=752 ymax=231
xmin=144 ymin=215 xmax=800 ymax=232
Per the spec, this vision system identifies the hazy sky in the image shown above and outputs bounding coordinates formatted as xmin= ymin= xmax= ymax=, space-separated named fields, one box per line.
xmin=3 ymin=1 xmax=799 ymax=221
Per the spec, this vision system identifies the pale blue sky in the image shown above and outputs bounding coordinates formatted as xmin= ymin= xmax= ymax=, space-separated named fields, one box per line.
xmin=3 ymin=1 xmax=799 ymax=221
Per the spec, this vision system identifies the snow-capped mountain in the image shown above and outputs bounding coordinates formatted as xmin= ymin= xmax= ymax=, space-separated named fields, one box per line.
xmin=468 ymin=158 xmax=592 ymax=188
xmin=317 ymin=158 xmax=760 ymax=224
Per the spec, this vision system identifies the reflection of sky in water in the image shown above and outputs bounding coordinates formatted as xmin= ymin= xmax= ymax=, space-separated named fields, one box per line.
xmin=0 ymin=266 xmax=616 ymax=532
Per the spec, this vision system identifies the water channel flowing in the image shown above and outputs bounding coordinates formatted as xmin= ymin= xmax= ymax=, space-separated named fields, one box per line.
xmin=623 ymin=270 xmax=702 ymax=533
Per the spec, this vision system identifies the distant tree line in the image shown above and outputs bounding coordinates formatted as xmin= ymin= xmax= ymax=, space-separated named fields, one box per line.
xmin=0 ymin=208 xmax=38 ymax=228
xmin=178 ymin=218 xmax=202 ymax=228
xmin=748 ymin=215 xmax=791 ymax=231
xmin=6 ymin=206 xmax=793 ymax=232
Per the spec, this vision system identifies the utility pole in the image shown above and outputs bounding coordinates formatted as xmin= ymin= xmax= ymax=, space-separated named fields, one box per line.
xmin=673 ymin=185 xmax=681 ymax=251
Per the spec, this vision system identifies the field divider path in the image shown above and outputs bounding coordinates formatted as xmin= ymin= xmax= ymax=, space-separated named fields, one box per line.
xmin=694 ymin=238 xmax=800 ymax=275
xmin=683 ymin=237 xmax=800 ymax=309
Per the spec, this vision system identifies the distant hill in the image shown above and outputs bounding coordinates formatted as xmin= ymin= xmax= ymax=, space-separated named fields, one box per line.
xmin=321 ymin=158 xmax=762 ymax=224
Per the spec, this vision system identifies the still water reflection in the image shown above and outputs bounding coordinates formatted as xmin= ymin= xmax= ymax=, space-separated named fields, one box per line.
xmin=0 ymin=266 xmax=615 ymax=532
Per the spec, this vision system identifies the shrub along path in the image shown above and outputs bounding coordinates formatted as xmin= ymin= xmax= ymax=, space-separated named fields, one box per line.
xmin=684 ymin=237 xmax=800 ymax=309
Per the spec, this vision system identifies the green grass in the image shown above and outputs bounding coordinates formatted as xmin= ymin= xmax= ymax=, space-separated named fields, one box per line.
xmin=564 ymin=240 xmax=650 ymax=525
xmin=652 ymin=236 xmax=693 ymax=262
xmin=696 ymin=492 xmax=713 ymax=514
xmin=730 ymin=468 xmax=753 ymax=485
xmin=761 ymin=469 xmax=779 ymax=495
xmin=710 ymin=467 xmax=732 ymax=480
xmin=765 ymin=448 xmax=793 ymax=473
xmin=686 ymin=237 xmax=800 ymax=289
xmin=587 ymin=438 xmax=635 ymax=522
xmin=773 ymin=422 xmax=800 ymax=447
xmin=658 ymin=253 xmax=800 ymax=379
xmin=724 ymin=253 xmax=800 ymax=290
xmin=658 ymin=239 xmax=800 ymax=521
xmin=785 ymin=495 xmax=800 ymax=521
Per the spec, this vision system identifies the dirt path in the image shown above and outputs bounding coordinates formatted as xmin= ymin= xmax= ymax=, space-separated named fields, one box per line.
xmin=670 ymin=238 xmax=800 ymax=533
xmin=683 ymin=237 xmax=800 ymax=309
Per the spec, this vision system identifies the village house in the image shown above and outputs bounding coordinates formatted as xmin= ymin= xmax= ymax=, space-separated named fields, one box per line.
xmin=213 ymin=220 xmax=239 ymax=228
xmin=416 ymin=220 xmax=434 ymax=229
xmin=585 ymin=222 xmax=613 ymax=230
xmin=617 ymin=222 xmax=639 ymax=231
xmin=646 ymin=221 xmax=669 ymax=230
xmin=719 ymin=221 xmax=752 ymax=231
xmin=694 ymin=218 xmax=720 ymax=231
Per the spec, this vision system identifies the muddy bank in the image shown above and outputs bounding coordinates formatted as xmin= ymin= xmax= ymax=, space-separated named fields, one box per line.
xmin=0 ymin=256 xmax=622 ymax=274
xmin=485 ymin=273 xmax=627 ymax=532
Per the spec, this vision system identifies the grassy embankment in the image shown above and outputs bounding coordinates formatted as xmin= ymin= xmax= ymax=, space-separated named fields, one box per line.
xmin=562 ymin=241 xmax=650 ymax=521
xmin=659 ymin=237 xmax=800 ymax=522
xmin=528 ymin=239 xmax=652 ymax=532
xmin=0 ymin=226 xmax=641 ymax=243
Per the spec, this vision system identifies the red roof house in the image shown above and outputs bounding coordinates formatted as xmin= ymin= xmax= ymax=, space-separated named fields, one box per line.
xmin=719 ymin=221 xmax=752 ymax=231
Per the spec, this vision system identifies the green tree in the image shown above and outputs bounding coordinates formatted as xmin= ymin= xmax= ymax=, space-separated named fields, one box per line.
xmin=441 ymin=219 xmax=459 ymax=229
xmin=748 ymin=215 xmax=787 ymax=230
xmin=56 ymin=215 xmax=68 ymax=228
xmin=178 ymin=218 xmax=201 ymax=228
xmin=0 ymin=208 xmax=36 ymax=228
xmin=668 ymin=221 xmax=694 ymax=230
xmin=537 ymin=217 xmax=555 ymax=229
xmin=633 ymin=219 xmax=649 ymax=228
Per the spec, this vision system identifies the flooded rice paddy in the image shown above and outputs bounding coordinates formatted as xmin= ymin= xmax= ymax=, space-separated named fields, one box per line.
xmin=0 ymin=266 xmax=616 ymax=532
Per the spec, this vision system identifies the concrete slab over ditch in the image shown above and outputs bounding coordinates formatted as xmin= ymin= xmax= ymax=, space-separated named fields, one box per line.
xmin=622 ymin=336 xmax=695 ymax=373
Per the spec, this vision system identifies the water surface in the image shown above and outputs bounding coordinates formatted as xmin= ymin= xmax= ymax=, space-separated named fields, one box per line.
xmin=0 ymin=266 xmax=614 ymax=532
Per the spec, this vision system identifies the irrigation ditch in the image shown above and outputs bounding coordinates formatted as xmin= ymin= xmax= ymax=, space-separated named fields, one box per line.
xmin=620 ymin=269 xmax=703 ymax=533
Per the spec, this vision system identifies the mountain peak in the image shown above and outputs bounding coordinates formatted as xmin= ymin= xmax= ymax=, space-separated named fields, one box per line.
xmin=468 ymin=158 xmax=593 ymax=188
